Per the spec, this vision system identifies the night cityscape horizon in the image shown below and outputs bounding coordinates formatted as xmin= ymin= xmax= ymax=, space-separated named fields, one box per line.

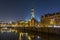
xmin=0 ymin=0 xmax=60 ymax=40
xmin=0 ymin=0 xmax=60 ymax=22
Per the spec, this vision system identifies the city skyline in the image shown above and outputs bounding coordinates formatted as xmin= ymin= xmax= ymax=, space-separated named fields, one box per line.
xmin=0 ymin=0 xmax=60 ymax=22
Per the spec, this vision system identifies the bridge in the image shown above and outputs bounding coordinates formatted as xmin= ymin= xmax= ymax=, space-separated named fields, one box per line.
xmin=0 ymin=27 xmax=60 ymax=40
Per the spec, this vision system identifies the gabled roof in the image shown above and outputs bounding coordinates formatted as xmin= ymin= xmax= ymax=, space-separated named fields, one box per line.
xmin=30 ymin=17 xmax=38 ymax=23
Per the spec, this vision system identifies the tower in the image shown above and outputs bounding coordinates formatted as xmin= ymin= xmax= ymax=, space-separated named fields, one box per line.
xmin=28 ymin=7 xmax=38 ymax=27
xmin=31 ymin=7 xmax=35 ymax=19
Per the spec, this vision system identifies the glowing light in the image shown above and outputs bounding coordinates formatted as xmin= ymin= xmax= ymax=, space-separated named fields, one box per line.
xmin=29 ymin=19 xmax=31 ymax=21
xmin=2 ymin=27 xmax=7 ymax=29
xmin=50 ymin=18 xmax=55 ymax=24
xmin=35 ymin=14 xmax=40 ymax=22
xmin=25 ymin=33 xmax=28 ymax=36
xmin=37 ymin=36 xmax=40 ymax=38
xmin=9 ymin=21 xmax=12 ymax=23
xmin=54 ymin=25 xmax=60 ymax=28
xmin=28 ymin=36 xmax=31 ymax=40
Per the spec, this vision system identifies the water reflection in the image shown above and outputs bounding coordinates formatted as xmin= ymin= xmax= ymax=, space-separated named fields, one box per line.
xmin=0 ymin=32 xmax=19 ymax=40
xmin=34 ymin=36 xmax=41 ymax=40
xmin=0 ymin=30 xmax=60 ymax=40
xmin=19 ymin=32 xmax=41 ymax=40
xmin=0 ymin=31 xmax=41 ymax=40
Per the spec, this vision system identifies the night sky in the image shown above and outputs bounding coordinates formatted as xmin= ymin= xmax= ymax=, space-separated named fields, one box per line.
xmin=0 ymin=0 xmax=60 ymax=22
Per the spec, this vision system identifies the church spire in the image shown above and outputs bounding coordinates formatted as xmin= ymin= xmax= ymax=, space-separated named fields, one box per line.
xmin=31 ymin=7 xmax=35 ymax=18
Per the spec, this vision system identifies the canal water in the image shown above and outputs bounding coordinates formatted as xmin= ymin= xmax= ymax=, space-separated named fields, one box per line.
xmin=0 ymin=32 xmax=19 ymax=40
xmin=0 ymin=31 xmax=60 ymax=40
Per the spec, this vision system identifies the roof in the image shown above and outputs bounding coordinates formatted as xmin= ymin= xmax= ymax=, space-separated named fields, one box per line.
xmin=41 ymin=12 xmax=60 ymax=17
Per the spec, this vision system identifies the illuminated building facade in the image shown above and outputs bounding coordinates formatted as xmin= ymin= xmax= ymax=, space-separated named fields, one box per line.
xmin=40 ymin=12 xmax=60 ymax=27
xmin=12 ymin=20 xmax=25 ymax=27
xmin=28 ymin=18 xmax=38 ymax=27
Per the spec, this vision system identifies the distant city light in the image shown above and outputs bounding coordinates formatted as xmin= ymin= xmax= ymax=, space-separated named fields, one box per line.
xmin=37 ymin=36 xmax=40 ymax=38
